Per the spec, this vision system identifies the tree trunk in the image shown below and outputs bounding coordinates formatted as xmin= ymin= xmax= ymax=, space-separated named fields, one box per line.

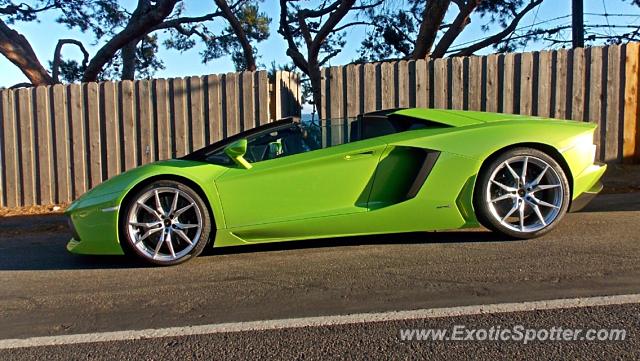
xmin=0 ymin=19 xmax=53 ymax=86
xmin=214 ymin=0 xmax=256 ymax=71
xmin=121 ymin=39 xmax=138 ymax=80
xmin=412 ymin=0 xmax=451 ymax=59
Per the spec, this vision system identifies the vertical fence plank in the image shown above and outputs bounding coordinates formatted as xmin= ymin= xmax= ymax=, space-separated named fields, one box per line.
xmin=255 ymin=71 xmax=270 ymax=125
xmin=102 ymin=82 xmax=120 ymax=179
xmin=69 ymin=84 xmax=86 ymax=198
xmin=415 ymin=59 xmax=429 ymax=108
xmin=485 ymin=54 xmax=499 ymax=112
xmin=85 ymin=82 xmax=102 ymax=188
xmin=554 ymin=49 xmax=569 ymax=119
xmin=206 ymin=75 xmax=222 ymax=142
xmin=624 ymin=42 xmax=640 ymax=163
xmin=171 ymin=77 xmax=188 ymax=156
xmin=138 ymin=80 xmax=154 ymax=164
xmin=120 ymin=80 xmax=136 ymax=169
xmin=1 ymin=90 xmax=19 ymax=207
xmin=451 ymin=57 xmax=464 ymax=110
xmin=241 ymin=72 xmax=255 ymax=131
xmin=52 ymin=84 xmax=71 ymax=203
xmin=380 ymin=62 xmax=395 ymax=109
xmin=189 ymin=76 xmax=205 ymax=150
xmin=468 ymin=56 xmax=482 ymax=111
xmin=153 ymin=79 xmax=171 ymax=161
xmin=520 ymin=52 xmax=534 ymax=115
xmin=502 ymin=53 xmax=516 ymax=114
xmin=605 ymin=45 xmax=622 ymax=162
xmin=572 ymin=48 xmax=586 ymax=121
xmin=397 ymin=60 xmax=409 ymax=108
xmin=588 ymin=47 xmax=604 ymax=159
xmin=17 ymin=89 xmax=35 ymax=206
xmin=363 ymin=63 xmax=377 ymax=112
xmin=329 ymin=66 xmax=344 ymax=145
xmin=434 ymin=58 xmax=448 ymax=108
xmin=225 ymin=73 xmax=239 ymax=136
xmin=537 ymin=51 xmax=552 ymax=117
xmin=35 ymin=86 xmax=54 ymax=204
xmin=345 ymin=64 xmax=360 ymax=119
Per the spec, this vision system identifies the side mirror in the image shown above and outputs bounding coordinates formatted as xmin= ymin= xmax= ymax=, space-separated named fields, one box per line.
xmin=224 ymin=139 xmax=252 ymax=169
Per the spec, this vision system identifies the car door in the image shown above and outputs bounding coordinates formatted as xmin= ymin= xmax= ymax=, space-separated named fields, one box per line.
xmin=215 ymin=137 xmax=387 ymax=229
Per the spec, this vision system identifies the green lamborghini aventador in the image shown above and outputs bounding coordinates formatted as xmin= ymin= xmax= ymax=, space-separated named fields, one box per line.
xmin=66 ymin=108 xmax=606 ymax=265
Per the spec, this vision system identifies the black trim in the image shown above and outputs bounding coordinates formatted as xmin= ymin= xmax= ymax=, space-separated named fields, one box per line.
xmin=181 ymin=117 xmax=298 ymax=161
xmin=406 ymin=150 xmax=440 ymax=199
xmin=569 ymin=181 xmax=603 ymax=212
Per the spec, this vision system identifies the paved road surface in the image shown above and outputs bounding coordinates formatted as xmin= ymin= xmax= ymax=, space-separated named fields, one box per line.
xmin=0 ymin=193 xmax=638 ymax=359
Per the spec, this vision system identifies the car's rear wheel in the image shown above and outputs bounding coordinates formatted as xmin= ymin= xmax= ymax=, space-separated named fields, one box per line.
xmin=121 ymin=180 xmax=211 ymax=266
xmin=474 ymin=148 xmax=570 ymax=239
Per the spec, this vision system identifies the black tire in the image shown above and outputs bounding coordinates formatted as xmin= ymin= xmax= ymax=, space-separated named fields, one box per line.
xmin=119 ymin=180 xmax=212 ymax=266
xmin=473 ymin=147 xmax=570 ymax=239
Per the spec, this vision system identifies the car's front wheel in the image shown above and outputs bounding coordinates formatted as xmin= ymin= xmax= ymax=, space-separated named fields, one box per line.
xmin=474 ymin=148 xmax=570 ymax=239
xmin=121 ymin=180 xmax=211 ymax=266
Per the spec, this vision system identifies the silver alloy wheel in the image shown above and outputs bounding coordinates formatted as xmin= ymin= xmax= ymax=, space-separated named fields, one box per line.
xmin=485 ymin=155 xmax=564 ymax=233
xmin=126 ymin=187 xmax=203 ymax=262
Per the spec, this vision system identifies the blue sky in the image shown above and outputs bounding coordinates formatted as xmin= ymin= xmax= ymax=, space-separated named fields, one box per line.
xmin=1 ymin=0 xmax=639 ymax=87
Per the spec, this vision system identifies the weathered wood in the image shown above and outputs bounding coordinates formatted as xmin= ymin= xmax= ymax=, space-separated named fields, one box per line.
xmin=485 ymin=54 xmax=499 ymax=112
xmin=623 ymin=42 xmax=640 ymax=163
xmin=415 ymin=59 xmax=428 ymax=108
xmin=153 ymin=78 xmax=171 ymax=160
xmin=68 ymin=83 xmax=86 ymax=198
xmin=138 ymin=80 xmax=154 ymax=164
xmin=255 ymin=71 xmax=269 ymax=125
xmin=171 ymin=77 xmax=188 ymax=156
xmin=502 ymin=53 xmax=515 ymax=114
xmin=537 ymin=51 xmax=552 ymax=117
xmin=397 ymin=60 xmax=409 ymax=108
xmin=205 ymin=74 xmax=222 ymax=143
xmin=241 ymin=71 xmax=254 ymax=131
xmin=225 ymin=73 xmax=239 ymax=136
xmin=345 ymin=64 xmax=360 ymax=118
xmin=363 ymin=63 xmax=377 ymax=112
xmin=189 ymin=76 xmax=205 ymax=150
xmin=434 ymin=58 xmax=448 ymax=109
xmin=381 ymin=62 xmax=395 ymax=109
xmin=571 ymin=48 xmax=586 ymax=121
xmin=52 ymin=84 xmax=71 ymax=203
xmin=120 ymin=80 xmax=136 ymax=169
xmin=605 ymin=45 xmax=622 ymax=162
xmin=468 ymin=56 xmax=482 ymax=111
xmin=554 ymin=49 xmax=569 ymax=119
xmin=451 ymin=57 xmax=464 ymax=110
xmin=519 ymin=52 xmax=534 ymax=115
xmin=1 ymin=90 xmax=19 ymax=207
xmin=85 ymin=82 xmax=102 ymax=188
xmin=329 ymin=66 xmax=344 ymax=145
xmin=35 ymin=86 xmax=54 ymax=204
xmin=101 ymin=82 xmax=119 ymax=179
xmin=588 ymin=47 xmax=604 ymax=159
xmin=16 ymin=88 xmax=35 ymax=205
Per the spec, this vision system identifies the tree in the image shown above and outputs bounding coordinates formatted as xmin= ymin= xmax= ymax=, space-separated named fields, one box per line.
xmin=278 ymin=0 xmax=382 ymax=116
xmin=358 ymin=0 xmax=544 ymax=62
xmin=0 ymin=0 xmax=270 ymax=87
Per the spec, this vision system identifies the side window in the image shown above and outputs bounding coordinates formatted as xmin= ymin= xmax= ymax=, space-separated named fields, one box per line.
xmin=245 ymin=125 xmax=321 ymax=163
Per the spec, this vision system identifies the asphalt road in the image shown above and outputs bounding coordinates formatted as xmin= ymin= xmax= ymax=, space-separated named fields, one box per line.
xmin=0 ymin=193 xmax=639 ymax=359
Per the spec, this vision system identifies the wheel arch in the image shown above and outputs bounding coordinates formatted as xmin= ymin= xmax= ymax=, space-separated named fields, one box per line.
xmin=474 ymin=142 xmax=574 ymax=203
xmin=117 ymin=174 xmax=217 ymax=248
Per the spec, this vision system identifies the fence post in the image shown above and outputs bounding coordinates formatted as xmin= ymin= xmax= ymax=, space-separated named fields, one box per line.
xmin=271 ymin=71 xmax=302 ymax=120
xmin=624 ymin=42 xmax=640 ymax=164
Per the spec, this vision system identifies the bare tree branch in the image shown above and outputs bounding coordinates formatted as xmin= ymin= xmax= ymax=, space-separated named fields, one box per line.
xmin=453 ymin=0 xmax=543 ymax=57
xmin=0 ymin=18 xmax=53 ymax=85
xmin=412 ymin=0 xmax=452 ymax=59
xmin=52 ymin=39 xmax=90 ymax=83
xmin=431 ymin=0 xmax=481 ymax=58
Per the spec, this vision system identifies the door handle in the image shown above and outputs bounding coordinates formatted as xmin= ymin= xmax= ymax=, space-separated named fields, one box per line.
xmin=344 ymin=151 xmax=374 ymax=160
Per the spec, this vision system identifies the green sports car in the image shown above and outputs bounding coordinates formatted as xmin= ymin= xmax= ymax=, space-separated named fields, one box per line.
xmin=66 ymin=108 xmax=606 ymax=265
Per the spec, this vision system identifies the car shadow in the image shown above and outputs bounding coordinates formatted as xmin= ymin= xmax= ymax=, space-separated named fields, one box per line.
xmin=0 ymin=222 xmax=513 ymax=271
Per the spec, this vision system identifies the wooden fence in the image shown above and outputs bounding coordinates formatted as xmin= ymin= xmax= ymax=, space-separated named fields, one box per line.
xmin=0 ymin=70 xmax=300 ymax=208
xmin=319 ymin=43 xmax=640 ymax=165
